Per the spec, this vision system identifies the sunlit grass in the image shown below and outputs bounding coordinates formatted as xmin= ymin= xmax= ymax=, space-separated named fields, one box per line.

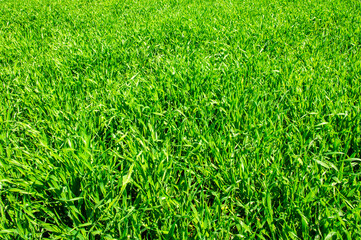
xmin=0 ymin=0 xmax=361 ymax=239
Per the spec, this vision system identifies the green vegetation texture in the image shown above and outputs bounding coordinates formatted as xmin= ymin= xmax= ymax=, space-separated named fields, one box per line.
xmin=1 ymin=0 xmax=361 ymax=239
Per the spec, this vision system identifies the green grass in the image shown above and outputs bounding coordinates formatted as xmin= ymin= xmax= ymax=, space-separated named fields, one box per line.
xmin=1 ymin=0 xmax=361 ymax=239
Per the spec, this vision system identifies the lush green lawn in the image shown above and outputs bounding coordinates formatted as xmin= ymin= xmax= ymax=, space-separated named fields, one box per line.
xmin=1 ymin=0 xmax=361 ymax=239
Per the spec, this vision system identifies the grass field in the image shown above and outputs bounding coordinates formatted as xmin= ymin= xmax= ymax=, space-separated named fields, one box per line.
xmin=1 ymin=0 xmax=361 ymax=239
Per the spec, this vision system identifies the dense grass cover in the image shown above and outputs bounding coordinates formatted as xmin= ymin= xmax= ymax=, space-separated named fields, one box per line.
xmin=1 ymin=0 xmax=361 ymax=239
